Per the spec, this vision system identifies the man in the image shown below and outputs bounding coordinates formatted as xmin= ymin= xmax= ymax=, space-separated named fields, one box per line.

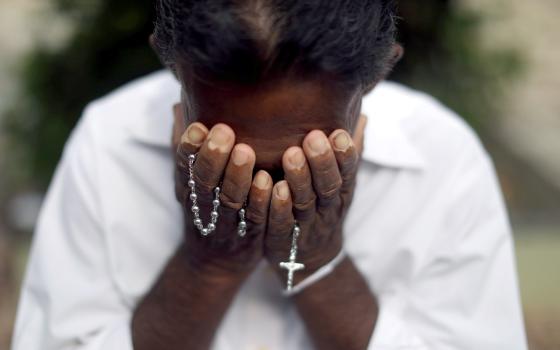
xmin=12 ymin=1 xmax=527 ymax=349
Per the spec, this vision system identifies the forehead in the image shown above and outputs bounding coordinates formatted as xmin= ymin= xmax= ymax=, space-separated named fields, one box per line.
xmin=180 ymin=72 xmax=358 ymax=174
xmin=185 ymin=74 xmax=351 ymax=122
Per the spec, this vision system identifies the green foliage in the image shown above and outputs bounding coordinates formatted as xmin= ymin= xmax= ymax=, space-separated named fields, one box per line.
xmin=3 ymin=0 xmax=160 ymax=189
xmin=393 ymin=0 xmax=523 ymax=130
xmin=2 ymin=0 xmax=522 ymax=190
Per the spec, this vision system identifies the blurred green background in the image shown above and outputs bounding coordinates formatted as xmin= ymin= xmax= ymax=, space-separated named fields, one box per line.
xmin=0 ymin=0 xmax=559 ymax=348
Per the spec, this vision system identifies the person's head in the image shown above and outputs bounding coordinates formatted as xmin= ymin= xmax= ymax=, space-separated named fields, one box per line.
xmin=152 ymin=0 xmax=402 ymax=175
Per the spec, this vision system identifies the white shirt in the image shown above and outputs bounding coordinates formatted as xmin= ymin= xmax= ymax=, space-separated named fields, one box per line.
xmin=12 ymin=71 xmax=527 ymax=350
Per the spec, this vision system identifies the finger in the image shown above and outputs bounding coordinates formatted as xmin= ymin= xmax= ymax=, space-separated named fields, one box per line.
xmin=220 ymin=144 xmax=256 ymax=211
xmin=266 ymin=181 xmax=295 ymax=244
xmin=329 ymin=129 xmax=359 ymax=194
xmin=353 ymin=114 xmax=368 ymax=156
xmin=302 ymin=130 xmax=342 ymax=208
xmin=282 ymin=146 xmax=316 ymax=222
xmin=178 ymin=121 xmax=209 ymax=156
xmin=245 ymin=170 xmax=273 ymax=236
xmin=191 ymin=123 xmax=235 ymax=195
xmin=180 ymin=124 xmax=234 ymax=236
xmin=174 ymin=107 xmax=209 ymax=202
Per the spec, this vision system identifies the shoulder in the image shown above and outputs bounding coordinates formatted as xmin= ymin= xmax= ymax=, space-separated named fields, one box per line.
xmin=362 ymin=81 xmax=490 ymax=174
xmin=76 ymin=70 xmax=179 ymax=150
xmin=85 ymin=69 xmax=179 ymax=120
xmin=61 ymin=70 xmax=181 ymax=229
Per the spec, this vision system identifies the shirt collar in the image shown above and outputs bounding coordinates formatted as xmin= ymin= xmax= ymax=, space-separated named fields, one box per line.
xmin=360 ymin=81 xmax=425 ymax=169
xmin=129 ymin=71 xmax=425 ymax=170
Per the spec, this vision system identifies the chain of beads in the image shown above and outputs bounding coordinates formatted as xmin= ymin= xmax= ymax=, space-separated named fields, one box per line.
xmin=237 ymin=208 xmax=247 ymax=237
xmin=187 ymin=154 xmax=220 ymax=236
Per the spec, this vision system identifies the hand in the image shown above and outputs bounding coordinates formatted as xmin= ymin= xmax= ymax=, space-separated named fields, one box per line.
xmin=264 ymin=115 xmax=367 ymax=284
xmin=172 ymin=105 xmax=273 ymax=277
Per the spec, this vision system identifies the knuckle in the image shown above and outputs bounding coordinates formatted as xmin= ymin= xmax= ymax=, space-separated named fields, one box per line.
xmin=340 ymin=157 xmax=359 ymax=181
xmin=341 ymin=171 xmax=356 ymax=184
xmin=249 ymin=192 xmax=269 ymax=208
xmin=294 ymin=196 xmax=316 ymax=211
xmin=192 ymin=175 xmax=216 ymax=194
xmin=269 ymin=210 xmax=292 ymax=227
xmin=270 ymin=208 xmax=292 ymax=224
xmin=293 ymin=196 xmax=316 ymax=221
xmin=219 ymin=192 xmax=244 ymax=210
xmin=312 ymin=159 xmax=333 ymax=174
xmin=246 ymin=197 xmax=270 ymax=225
xmin=289 ymin=180 xmax=312 ymax=194
xmin=192 ymin=163 xmax=219 ymax=192
xmin=317 ymin=191 xmax=340 ymax=208
xmin=222 ymin=175 xmax=251 ymax=199
xmin=340 ymin=173 xmax=357 ymax=192
xmin=193 ymin=157 xmax=221 ymax=190
xmin=317 ymin=179 xmax=342 ymax=200
xmin=246 ymin=209 xmax=267 ymax=225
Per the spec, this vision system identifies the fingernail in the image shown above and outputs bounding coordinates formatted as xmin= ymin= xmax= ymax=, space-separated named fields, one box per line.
xmin=276 ymin=182 xmax=289 ymax=200
xmin=308 ymin=133 xmax=329 ymax=156
xmin=334 ymin=132 xmax=351 ymax=151
xmin=254 ymin=171 xmax=270 ymax=190
xmin=208 ymin=126 xmax=230 ymax=151
xmin=289 ymin=150 xmax=306 ymax=170
xmin=232 ymin=148 xmax=249 ymax=166
xmin=183 ymin=124 xmax=205 ymax=145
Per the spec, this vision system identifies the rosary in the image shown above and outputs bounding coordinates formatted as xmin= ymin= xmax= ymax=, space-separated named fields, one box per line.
xmin=187 ymin=153 xmax=305 ymax=291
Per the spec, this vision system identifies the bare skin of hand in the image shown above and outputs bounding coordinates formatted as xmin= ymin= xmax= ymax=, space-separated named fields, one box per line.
xmin=173 ymin=104 xmax=273 ymax=275
xmin=258 ymin=114 xmax=376 ymax=350
xmin=132 ymin=107 xmax=375 ymax=350
xmin=265 ymin=115 xmax=367 ymax=283
xmin=173 ymin=100 xmax=367 ymax=282
xmin=132 ymin=105 xmax=274 ymax=350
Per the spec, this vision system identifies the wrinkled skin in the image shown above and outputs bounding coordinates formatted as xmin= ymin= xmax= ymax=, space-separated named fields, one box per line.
xmin=172 ymin=70 xmax=367 ymax=282
xmin=132 ymin=40 xmax=404 ymax=350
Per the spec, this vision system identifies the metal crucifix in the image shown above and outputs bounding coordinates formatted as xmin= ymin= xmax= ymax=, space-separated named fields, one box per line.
xmin=279 ymin=224 xmax=305 ymax=291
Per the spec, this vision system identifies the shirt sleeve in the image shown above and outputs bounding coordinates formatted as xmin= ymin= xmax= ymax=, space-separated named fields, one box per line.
xmin=366 ymin=136 xmax=527 ymax=349
xmin=11 ymin=105 xmax=134 ymax=350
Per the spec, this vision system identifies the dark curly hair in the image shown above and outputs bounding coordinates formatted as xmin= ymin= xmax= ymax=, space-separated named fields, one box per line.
xmin=153 ymin=0 xmax=397 ymax=88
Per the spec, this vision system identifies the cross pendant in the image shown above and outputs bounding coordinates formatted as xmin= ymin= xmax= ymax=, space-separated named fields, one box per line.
xmin=279 ymin=258 xmax=305 ymax=291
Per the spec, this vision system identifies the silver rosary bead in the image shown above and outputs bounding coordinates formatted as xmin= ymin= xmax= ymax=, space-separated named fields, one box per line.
xmin=237 ymin=208 xmax=247 ymax=237
xmin=187 ymin=153 xmax=221 ymax=236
